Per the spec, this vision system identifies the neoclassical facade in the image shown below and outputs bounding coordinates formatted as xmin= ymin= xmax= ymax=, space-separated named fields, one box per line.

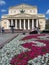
xmin=1 ymin=4 xmax=46 ymax=32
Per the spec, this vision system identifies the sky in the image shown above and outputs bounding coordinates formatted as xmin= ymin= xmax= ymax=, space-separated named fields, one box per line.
xmin=0 ymin=0 xmax=49 ymax=19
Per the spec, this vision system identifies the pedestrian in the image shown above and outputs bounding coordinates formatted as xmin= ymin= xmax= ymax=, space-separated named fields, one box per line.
xmin=11 ymin=27 xmax=14 ymax=33
xmin=2 ymin=27 xmax=5 ymax=33
xmin=34 ymin=26 xmax=40 ymax=34
xmin=0 ymin=26 xmax=1 ymax=33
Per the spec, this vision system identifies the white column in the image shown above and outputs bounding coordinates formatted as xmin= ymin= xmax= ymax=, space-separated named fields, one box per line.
xmin=19 ymin=19 xmax=22 ymax=29
xmin=24 ymin=19 xmax=26 ymax=30
xmin=36 ymin=19 xmax=38 ymax=27
xmin=11 ymin=19 xmax=13 ymax=26
xmin=32 ymin=19 xmax=34 ymax=30
xmin=15 ymin=20 xmax=17 ymax=29
xmin=28 ymin=19 xmax=30 ymax=30
xmin=7 ymin=20 xmax=10 ymax=29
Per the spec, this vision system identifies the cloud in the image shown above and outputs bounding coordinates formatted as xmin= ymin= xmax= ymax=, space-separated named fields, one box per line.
xmin=46 ymin=9 xmax=49 ymax=14
xmin=1 ymin=9 xmax=7 ymax=12
xmin=0 ymin=0 xmax=6 ymax=5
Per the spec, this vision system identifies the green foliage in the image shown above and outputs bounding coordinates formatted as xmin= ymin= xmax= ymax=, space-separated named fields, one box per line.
xmin=46 ymin=19 xmax=49 ymax=29
xmin=45 ymin=24 xmax=49 ymax=29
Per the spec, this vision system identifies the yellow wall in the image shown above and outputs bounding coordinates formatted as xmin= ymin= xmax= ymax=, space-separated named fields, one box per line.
xmin=1 ymin=20 xmax=10 ymax=29
xmin=39 ymin=19 xmax=46 ymax=30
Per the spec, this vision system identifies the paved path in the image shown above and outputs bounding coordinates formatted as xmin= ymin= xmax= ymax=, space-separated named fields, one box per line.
xmin=0 ymin=33 xmax=18 ymax=48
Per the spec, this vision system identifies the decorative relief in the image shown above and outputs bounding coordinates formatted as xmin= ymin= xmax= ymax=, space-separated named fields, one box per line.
xmin=20 ymin=9 xmax=25 ymax=13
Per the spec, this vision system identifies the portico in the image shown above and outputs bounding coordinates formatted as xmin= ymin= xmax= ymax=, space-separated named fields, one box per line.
xmin=9 ymin=19 xmax=39 ymax=30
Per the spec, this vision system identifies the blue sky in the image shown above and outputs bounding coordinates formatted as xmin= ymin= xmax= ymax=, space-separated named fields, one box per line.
xmin=0 ymin=0 xmax=49 ymax=19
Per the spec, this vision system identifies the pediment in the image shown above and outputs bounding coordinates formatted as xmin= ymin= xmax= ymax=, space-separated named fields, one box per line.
xmin=9 ymin=4 xmax=37 ymax=9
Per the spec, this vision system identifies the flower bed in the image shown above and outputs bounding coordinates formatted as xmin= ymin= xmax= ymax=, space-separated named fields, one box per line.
xmin=10 ymin=34 xmax=49 ymax=65
xmin=0 ymin=34 xmax=49 ymax=65
xmin=10 ymin=41 xmax=49 ymax=65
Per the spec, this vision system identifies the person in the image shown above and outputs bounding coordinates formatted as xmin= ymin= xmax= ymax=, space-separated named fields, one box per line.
xmin=0 ymin=26 xmax=1 ymax=33
xmin=34 ymin=26 xmax=40 ymax=34
xmin=34 ymin=26 xmax=37 ymax=31
xmin=11 ymin=27 xmax=14 ymax=33
xmin=2 ymin=27 xmax=5 ymax=33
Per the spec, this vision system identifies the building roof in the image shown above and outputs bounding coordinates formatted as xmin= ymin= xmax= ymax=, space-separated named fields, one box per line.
xmin=9 ymin=3 xmax=37 ymax=9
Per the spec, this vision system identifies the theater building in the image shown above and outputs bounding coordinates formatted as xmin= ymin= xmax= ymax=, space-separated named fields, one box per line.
xmin=1 ymin=4 xmax=46 ymax=32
